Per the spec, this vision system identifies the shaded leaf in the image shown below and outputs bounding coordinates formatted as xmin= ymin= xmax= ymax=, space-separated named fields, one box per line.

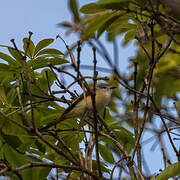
xmin=35 ymin=140 xmax=46 ymax=153
xmin=112 ymin=126 xmax=135 ymax=152
xmin=22 ymin=166 xmax=51 ymax=180
xmin=0 ymin=131 xmax=22 ymax=149
xmin=0 ymin=85 xmax=8 ymax=105
xmin=4 ymin=144 xmax=27 ymax=167
xmin=136 ymin=0 xmax=148 ymax=9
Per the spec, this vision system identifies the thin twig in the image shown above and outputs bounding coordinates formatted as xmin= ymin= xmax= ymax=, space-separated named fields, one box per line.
xmin=14 ymin=74 xmax=32 ymax=128
xmin=133 ymin=62 xmax=142 ymax=172
xmin=0 ymin=162 xmax=102 ymax=180
xmin=35 ymin=129 xmax=79 ymax=165
xmin=91 ymin=47 xmax=102 ymax=177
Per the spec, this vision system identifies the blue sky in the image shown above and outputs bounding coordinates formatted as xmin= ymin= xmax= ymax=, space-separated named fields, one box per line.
xmin=0 ymin=0 xmax=136 ymax=70
xmin=0 ymin=0 xmax=176 ymax=178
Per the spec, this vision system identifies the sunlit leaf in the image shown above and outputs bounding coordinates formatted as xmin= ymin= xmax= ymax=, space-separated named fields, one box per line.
xmin=0 ymin=85 xmax=8 ymax=105
xmin=123 ymin=29 xmax=136 ymax=45
xmin=23 ymin=38 xmax=35 ymax=58
xmin=80 ymin=3 xmax=106 ymax=14
xmin=0 ymin=51 xmax=17 ymax=65
xmin=156 ymin=162 xmax=180 ymax=180
xmin=27 ymin=55 xmax=69 ymax=70
xmin=84 ymin=12 xmax=114 ymax=36
xmin=8 ymin=47 xmax=23 ymax=63
xmin=36 ymin=48 xmax=64 ymax=57
xmin=34 ymin=38 xmax=54 ymax=56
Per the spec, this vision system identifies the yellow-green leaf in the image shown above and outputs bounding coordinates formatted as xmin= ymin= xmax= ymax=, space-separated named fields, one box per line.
xmin=99 ymin=143 xmax=114 ymax=164
xmin=156 ymin=162 xmax=180 ymax=180
xmin=34 ymin=38 xmax=54 ymax=56
xmin=80 ymin=3 xmax=106 ymax=14
xmin=84 ymin=12 xmax=114 ymax=36
xmin=0 ymin=51 xmax=17 ymax=65
xmin=27 ymin=55 xmax=69 ymax=70
xmin=36 ymin=48 xmax=64 ymax=57
xmin=23 ymin=38 xmax=35 ymax=58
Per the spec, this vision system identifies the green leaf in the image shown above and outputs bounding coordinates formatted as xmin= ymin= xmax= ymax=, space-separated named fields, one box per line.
xmin=35 ymin=140 xmax=46 ymax=153
xmin=23 ymin=38 xmax=35 ymax=58
xmin=136 ymin=0 xmax=148 ymax=9
xmin=36 ymin=48 xmax=64 ymax=57
xmin=112 ymin=126 xmax=135 ymax=152
xmin=84 ymin=12 xmax=113 ymax=36
xmin=22 ymin=166 xmax=51 ymax=180
xmin=80 ymin=3 xmax=106 ymax=14
xmin=41 ymin=113 xmax=61 ymax=125
xmin=175 ymin=100 xmax=180 ymax=117
xmin=28 ymin=109 xmax=40 ymax=128
xmin=98 ymin=0 xmax=130 ymax=10
xmin=97 ymin=14 xmax=121 ymax=38
xmin=8 ymin=47 xmax=23 ymax=63
xmin=0 ymin=85 xmax=8 ymax=105
xmin=106 ymin=14 xmax=136 ymax=35
xmin=41 ymin=68 xmax=57 ymax=87
xmin=108 ymin=21 xmax=136 ymax=32
xmin=27 ymin=55 xmax=69 ymax=70
xmin=156 ymin=162 xmax=180 ymax=180
xmin=99 ymin=143 xmax=114 ymax=164
xmin=69 ymin=0 xmax=80 ymax=22
xmin=4 ymin=144 xmax=27 ymax=167
xmin=0 ymin=131 xmax=22 ymax=149
xmin=0 ymin=51 xmax=17 ymax=65
xmin=7 ymin=87 xmax=18 ymax=105
xmin=34 ymin=38 xmax=54 ymax=56
xmin=123 ymin=29 xmax=136 ymax=45
xmin=107 ymin=31 xmax=117 ymax=41
xmin=0 ymin=63 xmax=10 ymax=71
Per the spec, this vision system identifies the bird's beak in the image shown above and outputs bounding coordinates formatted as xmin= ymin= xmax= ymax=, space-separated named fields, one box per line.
xmin=110 ymin=86 xmax=116 ymax=89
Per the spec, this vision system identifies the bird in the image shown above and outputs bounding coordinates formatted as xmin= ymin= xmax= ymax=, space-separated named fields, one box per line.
xmin=63 ymin=83 xmax=116 ymax=119
xmin=41 ymin=83 xmax=116 ymax=130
